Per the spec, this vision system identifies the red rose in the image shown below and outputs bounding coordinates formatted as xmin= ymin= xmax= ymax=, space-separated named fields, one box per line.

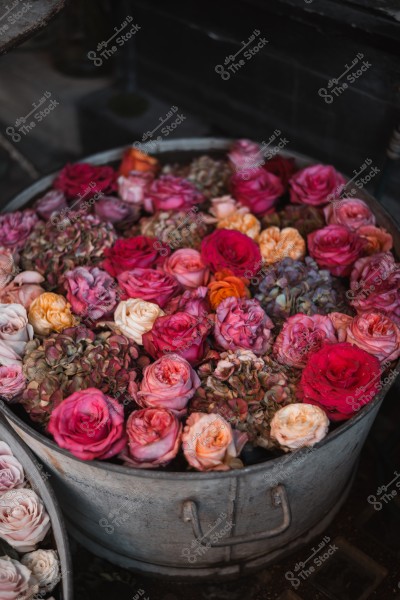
xmin=103 ymin=236 xmax=169 ymax=277
xmin=201 ymin=229 xmax=262 ymax=277
xmin=299 ymin=342 xmax=381 ymax=421
xmin=53 ymin=163 xmax=117 ymax=200
xmin=264 ymin=155 xmax=296 ymax=190
xmin=231 ymin=168 xmax=284 ymax=216
xmin=144 ymin=175 xmax=205 ymax=213
xmin=117 ymin=268 xmax=181 ymax=308
xmin=289 ymin=164 xmax=346 ymax=206
xmin=142 ymin=311 xmax=213 ymax=365
xmin=308 ymin=224 xmax=365 ymax=277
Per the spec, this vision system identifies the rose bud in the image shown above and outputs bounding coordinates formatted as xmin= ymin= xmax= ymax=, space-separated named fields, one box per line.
xmin=28 ymin=292 xmax=76 ymax=335
xmin=48 ymin=388 xmax=127 ymax=461
xmin=21 ymin=549 xmax=60 ymax=594
xmin=345 ymin=311 xmax=400 ymax=363
xmin=114 ymin=298 xmax=165 ymax=345
xmin=270 ymin=403 xmax=329 ymax=451
xmin=231 ymin=168 xmax=284 ymax=216
xmin=122 ymin=408 xmax=182 ymax=468
xmin=137 ymin=354 xmax=200 ymax=415
xmin=289 ymin=164 xmax=346 ymax=206
xmin=34 ymin=190 xmax=67 ymax=221
xmin=0 ymin=441 xmax=25 ymax=492
xmin=308 ymin=224 xmax=365 ymax=277
xmin=182 ymin=412 xmax=248 ymax=471
xmin=0 ymin=488 xmax=51 ymax=552
xmin=162 ymin=248 xmax=210 ymax=289
xmin=323 ymin=198 xmax=375 ymax=231
xmin=65 ymin=266 xmax=117 ymax=321
xmin=0 ymin=556 xmax=38 ymax=600
xmin=0 ymin=303 xmax=33 ymax=357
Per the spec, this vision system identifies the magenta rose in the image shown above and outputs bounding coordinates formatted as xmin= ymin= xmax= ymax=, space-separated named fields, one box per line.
xmin=48 ymin=388 xmax=127 ymax=460
xmin=64 ymin=266 xmax=117 ymax=320
xmin=323 ymin=198 xmax=375 ymax=231
xmin=345 ymin=312 xmax=400 ymax=363
xmin=118 ymin=171 xmax=154 ymax=205
xmin=162 ymin=248 xmax=209 ymax=289
xmin=34 ymin=190 xmax=67 ymax=220
xmin=214 ymin=297 xmax=273 ymax=355
xmin=348 ymin=253 xmax=400 ymax=324
xmin=228 ymin=139 xmax=263 ymax=171
xmin=308 ymin=224 xmax=365 ymax=276
xmin=231 ymin=167 xmax=284 ymax=216
xmin=143 ymin=311 xmax=212 ymax=365
xmin=117 ymin=268 xmax=181 ymax=308
xmin=94 ymin=196 xmax=139 ymax=224
xmin=0 ymin=441 xmax=25 ymax=492
xmin=201 ymin=229 xmax=262 ymax=277
xmin=0 ymin=210 xmax=39 ymax=251
xmin=289 ymin=164 xmax=346 ymax=206
xmin=0 ymin=364 xmax=26 ymax=401
xmin=164 ymin=286 xmax=210 ymax=317
xmin=103 ymin=236 xmax=169 ymax=277
xmin=144 ymin=175 xmax=205 ymax=213
xmin=137 ymin=353 xmax=200 ymax=414
xmin=122 ymin=407 xmax=182 ymax=468
xmin=53 ymin=162 xmax=117 ymax=200
xmin=273 ymin=313 xmax=338 ymax=368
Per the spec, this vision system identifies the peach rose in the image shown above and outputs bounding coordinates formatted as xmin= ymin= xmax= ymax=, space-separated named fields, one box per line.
xmin=208 ymin=270 xmax=249 ymax=310
xmin=28 ymin=292 xmax=76 ymax=335
xmin=182 ymin=412 xmax=248 ymax=471
xmin=270 ymin=403 xmax=329 ymax=451
xmin=345 ymin=311 xmax=400 ymax=363
xmin=114 ymin=298 xmax=164 ymax=344
xmin=0 ymin=556 xmax=38 ymax=600
xmin=0 ymin=271 xmax=45 ymax=310
xmin=328 ymin=312 xmax=353 ymax=342
xmin=357 ymin=225 xmax=393 ymax=255
xmin=209 ymin=195 xmax=249 ymax=221
xmin=217 ymin=212 xmax=261 ymax=240
xmin=258 ymin=226 xmax=306 ymax=264
xmin=0 ymin=488 xmax=51 ymax=552
xmin=162 ymin=249 xmax=209 ymax=289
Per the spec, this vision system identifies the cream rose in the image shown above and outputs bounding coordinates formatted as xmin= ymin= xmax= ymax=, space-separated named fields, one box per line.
xmin=0 ymin=488 xmax=51 ymax=552
xmin=0 ymin=304 xmax=33 ymax=357
xmin=0 ymin=441 xmax=25 ymax=492
xmin=270 ymin=403 xmax=329 ymax=452
xmin=0 ymin=556 xmax=38 ymax=600
xmin=114 ymin=299 xmax=164 ymax=345
xmin=21 ymin=550 xmax=60 ymax=594
xmin=28 ymin=292 xmax=76 ymax=335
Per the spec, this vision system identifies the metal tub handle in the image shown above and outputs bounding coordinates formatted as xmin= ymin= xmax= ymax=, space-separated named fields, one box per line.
xmin=182 ymin=484 xmax=291 ymax=547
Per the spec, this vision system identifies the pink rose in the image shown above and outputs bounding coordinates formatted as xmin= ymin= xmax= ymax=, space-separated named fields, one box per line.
xmin=231 ymin=168 xmax=284 ymax=216
xmin=289 ymin=164 xmax=346 ymax=206
xmin=118 ymin=171 xmax=154 ymax=205
xmin=117 ymin=268 xmax=181 ymax=308
xmin=0 ymin=556 xmax=38 ymax=600
xmin=182 ymin=412 xmax=248 ymax=471
xmin=143 ymin=311 xmax=212 ymax=365
xmin=34 ymin=190 xmax=67 ymax=220
xmin=162 ymin=249 xmax=209 ymax=289
xmin=48 ymin=388 xmax=127 ymax=460
xmin=348 ymin=253 xmax=400 ymax=324
xmin=94 ymin=196 xmax=139 ymax=224
xmin=164 ymin=286 xmax=210 ymax=317
xmin=228 ymin=139 xmax=263 ymax=171
xmin=122 ymin=408 xmax=182 ymax=468
xmin=144 ymin=175 xmax=205 ymax=213
xmin=328 ymin=312 xmax=353 ymax=342
xmin=308 ymin=224 xmax=365 ymax=276
xmin=0 ymin=210 xmax=39 ymax=251
xmin=0 ymin=364 xmax=26 ymax=401
xmin=64 ymin=266 xmax=117 ymax=320
xmin=0 ymin=271 xmax=45 ymax=310
xmin=273 ymin=313 xmax=337 ymax=368
xmin=0 ymin=247 xmax=16 ymax=289
xmin=0 ymin=441 xmax=25 ymax=492
xmin=0 ymin=304 xmax=33 ymax=357
xmin=345 ymin=312 xmax=400 ymax=363
xmin=214 ymin=297 xmax=273 ymax=355
xmin=0 ymin=488 xmax=51 ymax=552
xmin=323 ymin=198 xmax=375 ymax=231
xmin=137 ymin=353 xmax=200 ymax=415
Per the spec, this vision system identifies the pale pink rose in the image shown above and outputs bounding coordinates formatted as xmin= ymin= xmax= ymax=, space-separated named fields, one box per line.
xmin=0 ymin=441 xmax=25 ymax=492
xmin=137 ymin=354 xmax=200 ymax=415
xmin=123 ymin=408 xmax=182 ymax=469
xmin=118 ymin=171 xmax=154 ymax=205
xmin=323 ymin=198 xmax=375 ymax=231
xmin=0 ymin=210 xmax=39 ymax=251
xmin=228 ymin=139 xmax=263 ymax=171
xmin=328 ymin=312 xmax=353 ymax=342
xmin=0 ymin=271 xmax=45 ymax=310
xmin=162 ymin=249 xmax=209 ymax=289
xmin=94 ymin=196 xmax=139 ymax=224
xmin=270 ymin=403 xmax=329 ymax=451
xmin=345 ymin=311 xmax=400 ymax=363
xmin=0 ymin=248 xmax=16 ymax=290
xmin=182 ymin=412 xmax=248 ymax=471
xmin=273 ymin=313 xmax=337 ymax=368
xmin=0 ymin=364 xmax=26 ymax=401
xmin=209 ymin=195 xmax=249 ymax=221
xmin=0 ymin=304 xmax=33 ymax=357
xmin=0 ymin=341 xmax=21 ymax=366
xmin=0 ymin=555 xmax=38 ymax=600
xmin=64 ymin=266 xmax=117 ymax=321
xmin=290 ymin=164 xmax=346 ymax=206
xmin=34 ymin=190 xmax=67 ymax=220
xmin=0 ymin=488 xmax=51 ymax=552
xmin=357 ymin=225 xmax=393 ymax=255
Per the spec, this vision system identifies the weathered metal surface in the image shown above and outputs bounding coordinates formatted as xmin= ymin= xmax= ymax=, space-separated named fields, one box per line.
xmin=1 ymin=138 xmax=399 ymax=579
xmin=0 ymin=414 xmax=73 ymax=598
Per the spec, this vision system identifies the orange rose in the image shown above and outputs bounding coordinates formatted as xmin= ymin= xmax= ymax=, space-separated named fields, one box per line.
xmin=208 ymin=270 xmax=249 ymax=309
xmin=118 ymin=147 xmax=159 ymax=177
xmin=28 ymin=292 xmax=76 ymax=335
xmin=259 ymin=226 xmax=305 ymax=264
xmin=357 ymin=225 xmax=393 ymax=255
xmin=217 ymin=213 xmax=261 ymax=240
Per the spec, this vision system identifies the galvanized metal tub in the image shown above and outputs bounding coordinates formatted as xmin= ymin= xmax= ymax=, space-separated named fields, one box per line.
xmin=0 ymin=413 xmax=73 ymax=598
xmin=2 ymin=139 xmax=399 ymax=579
